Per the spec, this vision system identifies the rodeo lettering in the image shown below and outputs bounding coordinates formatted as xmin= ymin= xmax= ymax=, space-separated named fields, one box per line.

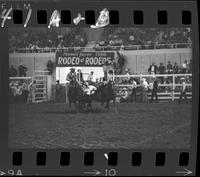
xmin=57 ymin=56 xmax=112 ymax=66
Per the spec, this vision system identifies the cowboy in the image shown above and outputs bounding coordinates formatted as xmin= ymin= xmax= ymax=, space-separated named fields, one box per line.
xmin=66 ymin=68 xmax=77 ymax=82
xmin=87 ymin=71 xmax=95 ymax=85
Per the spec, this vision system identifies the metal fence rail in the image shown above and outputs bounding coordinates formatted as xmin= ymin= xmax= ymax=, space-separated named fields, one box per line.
xmin=9 ymin=42 xmax=192 ymax=53
xmin=111 ymin=73 xmax=192 ymax=101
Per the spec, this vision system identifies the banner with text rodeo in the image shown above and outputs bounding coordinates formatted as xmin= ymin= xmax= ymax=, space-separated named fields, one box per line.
xmin=56 ymin=51 xmax=115 ymax=67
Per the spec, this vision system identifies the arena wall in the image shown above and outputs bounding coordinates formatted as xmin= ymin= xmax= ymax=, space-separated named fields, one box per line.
xmin=120 ymin=48 xmax=192 ymax=74
xmin=9 ymin=48 xmax=192 ymax=77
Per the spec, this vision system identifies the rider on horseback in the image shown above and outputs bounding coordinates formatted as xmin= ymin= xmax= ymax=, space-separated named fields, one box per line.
xmin=66 ymin=68 xmax=77 ymax=82
xmin=66 ymin=68 xmax=78 ymax=104
xmin=66 ymin=68 xmax=78 ymax=87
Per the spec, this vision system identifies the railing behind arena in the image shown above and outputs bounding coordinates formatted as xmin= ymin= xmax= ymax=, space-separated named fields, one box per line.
xmin=9 ymin=42 xmax=192 ymax=53
xmin=9 ymin=71 xmax=49 ymax=103
xmin=111 ymin=73 xmax=192 ymax=101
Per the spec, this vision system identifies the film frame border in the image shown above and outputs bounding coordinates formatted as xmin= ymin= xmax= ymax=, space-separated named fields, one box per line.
xmin=0 ymin=0 xmax=199 ymax=176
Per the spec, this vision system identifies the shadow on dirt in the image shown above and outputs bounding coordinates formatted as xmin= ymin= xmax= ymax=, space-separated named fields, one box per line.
xmin=43 ymin=108 xmax=109 ymax=114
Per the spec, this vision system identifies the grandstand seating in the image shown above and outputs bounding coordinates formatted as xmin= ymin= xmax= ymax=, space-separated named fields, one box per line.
xmin=9 ymin=28 xmax=192 ymax=53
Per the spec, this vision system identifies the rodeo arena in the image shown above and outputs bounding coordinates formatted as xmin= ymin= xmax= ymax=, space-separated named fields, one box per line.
xmin=9 ymin=28 xmax=192 ymax=149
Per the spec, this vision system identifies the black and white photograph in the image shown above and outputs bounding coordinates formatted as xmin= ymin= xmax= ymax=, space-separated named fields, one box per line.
xmin=8 ymin=27 xmax=192 ymax=149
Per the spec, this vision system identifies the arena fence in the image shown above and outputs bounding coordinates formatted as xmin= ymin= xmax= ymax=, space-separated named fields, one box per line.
xmin=9 ymin=77 xmax=33 ymax=103
xmin=110 ymin=73 xmax=192 ymax=101
xmin=33 ymin=70 xmax=49 ymax=103
xmin=10 ymin=73 xmax=192 ymax=103
xmin=9 ymin=71 xmax=50 ymax=103
xmin=10 ymin=42 xmax=192 ymax=53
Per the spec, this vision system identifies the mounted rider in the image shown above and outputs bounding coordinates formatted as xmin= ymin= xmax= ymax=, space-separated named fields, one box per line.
xmin=66 ymin=68 xmax=78 ymax=87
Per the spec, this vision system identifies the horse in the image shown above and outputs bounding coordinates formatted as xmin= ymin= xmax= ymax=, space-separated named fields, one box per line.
xmin=67 ymin=79 xmax=79 ymax=111
xmin=67 ymin=79 xmax=96 ymax=111
xmin=94 ymin=81 xmax=116 ymax=110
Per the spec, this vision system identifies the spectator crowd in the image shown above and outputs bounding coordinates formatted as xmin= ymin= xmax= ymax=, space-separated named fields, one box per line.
xmin=9 ymin=28 xmax=192 ymax=53
xmin=9 ymin=64 xmax=27 ymax=77
xmin=95 ymin=28 xmax=192 ymax=51
xmin=9 ymin=28 xmax=87 ymax=53
xmin=148 ymin=59 xmax=192 ymax=75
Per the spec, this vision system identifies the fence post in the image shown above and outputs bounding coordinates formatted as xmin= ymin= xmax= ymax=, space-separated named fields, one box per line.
xmin=172 ymin=74 xmax=175 ymax=101
xmin=113 ymin=71 xmax=115 ymax=82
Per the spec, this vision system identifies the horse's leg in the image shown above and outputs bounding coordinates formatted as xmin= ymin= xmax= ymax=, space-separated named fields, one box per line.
xmin=79 ymin=100 xmax=82 ymax=111
xmin=88 ymin=101 xmax=92 ymax=111
xmin=105 ymin=101 xmax=109 ymax=110
xmin=113 ymin=97 xmax=116 ymax=108
xmin=107 ymin=101 xmax=110 ymax=110
xmin=74 ymin=101 xmax=78 ymax=112
xmin=69 ymin=100 xmax=71 ymax=109
xmin=90 ymin=101 xmax=93 ymax=111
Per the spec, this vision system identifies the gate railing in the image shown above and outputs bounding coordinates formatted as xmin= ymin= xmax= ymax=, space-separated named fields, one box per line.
xmin=110 ymin=73 xmax=192 ymax=101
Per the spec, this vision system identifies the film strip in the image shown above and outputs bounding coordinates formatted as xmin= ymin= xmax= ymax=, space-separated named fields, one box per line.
xmin=0 ymin=0 xmax=199 ymax=176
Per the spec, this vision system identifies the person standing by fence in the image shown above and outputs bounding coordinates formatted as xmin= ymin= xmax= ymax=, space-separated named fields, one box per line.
xmin=18 ymin=63 xmax=27 ymax=77
xmin=55 ymin=80 xmax=61 ymax=102
xmin=9 ymin=65 xmax=17 ymax=77
xmin=141 ymin=78 xmax=149 ymax=102
xmin=27 ymin=80 xmax=36 ymax=104
xmin=130 ymin=78 xmax=137 ymax=102
xmin=151 ymin=77 xmax=158 ymax=103
xmin=148 ymin=62 xmax=158 ymax=75
xmin=178 ymin=77 xmax=187 ymax=103
xmin=102 ymin=61 xmax=109 ymax=81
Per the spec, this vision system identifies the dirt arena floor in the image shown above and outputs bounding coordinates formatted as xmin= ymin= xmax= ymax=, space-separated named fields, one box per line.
xmin=9 ymin=101 xmax=191 ymax=149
